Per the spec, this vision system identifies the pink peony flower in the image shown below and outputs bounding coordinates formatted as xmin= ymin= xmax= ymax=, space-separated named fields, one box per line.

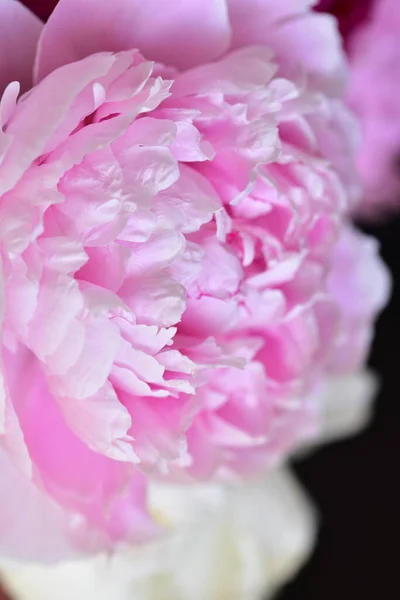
xmin=318 ymin=0 xmax=400 ymax=213
xmin=0 ymin=0 xmax=389 ymax=561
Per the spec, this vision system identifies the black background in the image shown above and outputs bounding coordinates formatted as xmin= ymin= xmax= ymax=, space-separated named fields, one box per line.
xmin=279 ymin=219 xmax=400 ymax=599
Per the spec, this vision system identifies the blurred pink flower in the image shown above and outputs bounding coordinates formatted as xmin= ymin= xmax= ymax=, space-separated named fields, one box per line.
xmin=0 ymin=0 xmax=389 ymax=561
xmin=318 ymin=0 xmax=400 ymax=213
xmin=347 ymin=0 xmax=400 ymax=213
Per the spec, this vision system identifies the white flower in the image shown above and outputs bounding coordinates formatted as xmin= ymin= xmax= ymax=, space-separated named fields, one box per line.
xmin=2 ymin=468 xmax=315 ymax=600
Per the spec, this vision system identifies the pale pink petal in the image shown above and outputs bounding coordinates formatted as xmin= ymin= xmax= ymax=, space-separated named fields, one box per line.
xmin=0 ymin=0 xmax=42 ymax=94
xmin=58 ymin=383 xmax=136 ymax=463
xmin=122 ymin=395 xmax=192 ymax=468
xmin=8 ymin=359 xmax=154 ymax=548
xmin=36 ymin=0 xmax=231 ymax=81
xmin=315 ymin=371 xmax=378 ymax=445
xmin=266 ymin=13 xmax=347 ymax=95
xmin=0 ymin=53 xmax=118 ymax=197
xmin=0 ymin=447 xmax=80 ymax=563
xmin=120 ymin=275 xmax=186 ymax=328
xmin=155 ymin=165 xmax=221 ymax=234
xmin=227 ymin=0 xmax=346 ymax=94
xmin=50 ymin=316 xmax=121 ymax=400
xmin=328 ymin=226 xmax=391 ymax=372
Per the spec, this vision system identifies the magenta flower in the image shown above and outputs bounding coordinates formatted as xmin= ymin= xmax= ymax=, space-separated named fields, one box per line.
xmin=0 ymin=0 xmax=389 ymax=561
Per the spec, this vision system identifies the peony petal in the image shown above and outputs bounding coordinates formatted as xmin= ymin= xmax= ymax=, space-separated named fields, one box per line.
xmin=171 ymin=46 xmax=276 ymax=97
xmin=155 ymin=165 xmax=221 ymax=235
xmin=120 ymin=275 xmax=186 ymax=328
xmin=125 ymin=228 xmax=185 ymax=276
xmin=51 ymin=316 xmax=121 ymax=400
xmin=0 ymin=52 xmax=118 ymax=198
xmin=0 ymin=379 xmax=32 ymax=478
xmin=26 ymin=271 xmax=84 ymax=361
xmin=0 ymin=447 xmax=80 ymax=563
xmin=8 ymin=359 xmax=153 ymax=548
xmin=316 ymin=371 xmax=378 ymax=445
xmin=227 ymin=0 xmax=346 ymax=94
xmin=123 ymin=395 xmax=192 ymax=468
xmin=0 ymin=0 xmax=42 ymax=94
xmin=267 ymin=13 xmax=348 ymax=95
xmin=0 ymin=260 xmax=32 ymax=477
xmin=228 ymin=0 xmax=317 ymax=33
xmin=57 ymin=382 xmax=136 ymax=463
xmin=36 ymin=0 xmax=231 ymax=81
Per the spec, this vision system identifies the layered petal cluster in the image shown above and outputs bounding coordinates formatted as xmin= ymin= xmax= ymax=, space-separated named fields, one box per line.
xmin=0 ymin=0 xmax=389 ymax=559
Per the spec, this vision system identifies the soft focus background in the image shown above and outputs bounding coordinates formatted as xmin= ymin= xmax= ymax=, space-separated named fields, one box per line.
xmin=279 ymin=219 xmax=400 ymax=599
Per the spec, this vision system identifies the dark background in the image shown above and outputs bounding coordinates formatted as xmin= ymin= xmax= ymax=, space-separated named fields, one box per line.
xmin=279 ymin=218 xmax=400 ymax=599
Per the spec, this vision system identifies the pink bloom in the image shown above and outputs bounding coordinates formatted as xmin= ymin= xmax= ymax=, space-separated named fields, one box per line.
xmin=347 ymin=0 xmax=400 ymax=213
xmin=0 ymin=0 xmax=389 ymax=561
xmin=319 ymin=0 xmax=400 ymax=213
